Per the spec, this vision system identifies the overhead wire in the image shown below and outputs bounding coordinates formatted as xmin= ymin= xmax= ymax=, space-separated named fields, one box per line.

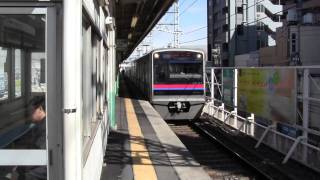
xmin=180 ymin=0 xmax=268 ymax=43
xmin=179 ymin=0 xmax=199 ymax=17
xmin=182 ymin=26 xmax=207 ymax=35
xmin=180 ymin=37 xmax=207 ymax=44
xmin=214 ymin=0 xmax=268 ymax=25
xmin=228 ymin=5 xmax=296 ymax=32
xmin=163 ymin=0 xmax=296 ymax=45
xmin=179 ymin=0 xmax=187 ymax=9
xmin=180 ymin=2 xmax=297 ymax=44
xmin=163 ymin=0 xmax=199 ymax=25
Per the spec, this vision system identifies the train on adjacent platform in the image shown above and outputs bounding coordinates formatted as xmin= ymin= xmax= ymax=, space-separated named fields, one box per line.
xmin=126 ymin=48 xmax=206 ymax=120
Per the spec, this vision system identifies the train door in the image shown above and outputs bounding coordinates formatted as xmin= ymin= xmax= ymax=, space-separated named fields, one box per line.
xmin=0 ymin=5 xmax=62 ymax=180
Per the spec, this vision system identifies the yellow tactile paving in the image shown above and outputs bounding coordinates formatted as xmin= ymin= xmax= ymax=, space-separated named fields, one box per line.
xmin=124 ymin=98 xmax=158 ymax=180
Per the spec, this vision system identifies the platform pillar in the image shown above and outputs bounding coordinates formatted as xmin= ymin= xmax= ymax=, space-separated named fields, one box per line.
xmin=62 ymin=0 xmax=83 ymax=179
xmin=107 ymin=28 xmax=116 ymax=129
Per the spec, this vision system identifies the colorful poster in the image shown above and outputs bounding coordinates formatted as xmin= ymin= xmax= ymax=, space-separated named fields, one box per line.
xmin=238 ymin=69 xmax=296 ymax=124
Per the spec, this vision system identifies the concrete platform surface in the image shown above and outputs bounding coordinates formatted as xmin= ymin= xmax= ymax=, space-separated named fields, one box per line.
xmin=101 ymin=97 xmax=211 ymax=180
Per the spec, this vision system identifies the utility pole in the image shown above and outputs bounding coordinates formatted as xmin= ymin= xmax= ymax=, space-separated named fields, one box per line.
xmin=173 ymin=0 xmax=180 ymax=48
xmin=131 ymin=0 xmax=181 ymax=58
xmin=156 ymin=0 xmax=181 ymax=48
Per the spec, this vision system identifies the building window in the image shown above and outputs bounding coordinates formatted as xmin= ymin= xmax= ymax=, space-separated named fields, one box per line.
xmin=237 ymin=7 xmax=243 ymax=14
xmin=257 ymin=39 xmax=261 ymax=49
xmin=257 ymin=4 xmax=265 ymax=13
xmin=222 ymin=24 xmax=229 ymax=32
xmin=291 ymin=33 xmax=296 ymax=53
xmin=222 ymin=7 xmax=228 ymax=14
xmin=222 ymin=43 xmax=229 ymax=52
xmin=237 ymin=24 xmax=244 ymax=35
xmin=257 ymin=22 xmax=265 ymax=31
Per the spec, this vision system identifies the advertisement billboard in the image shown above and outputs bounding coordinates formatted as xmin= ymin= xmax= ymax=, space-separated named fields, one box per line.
xmin=238 ymin=69 xmax=296 ymax=124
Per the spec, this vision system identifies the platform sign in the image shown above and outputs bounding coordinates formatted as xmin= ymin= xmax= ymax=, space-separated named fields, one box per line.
xmin=222 ymin=69 xmax=234 ymax=106
xmin=238 ymin=69 xmax=296 ymax=124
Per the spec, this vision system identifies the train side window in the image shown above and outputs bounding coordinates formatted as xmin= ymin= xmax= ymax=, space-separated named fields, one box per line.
xmin=31 ymin=53 xmax=46 ymax=93
xmin=14 ymin=49 xmax=22 ymax=98
xmin=0 ymin=12 xmax=48 ymax=179
xmin=0 ymin=47 xmax=9 ymax=101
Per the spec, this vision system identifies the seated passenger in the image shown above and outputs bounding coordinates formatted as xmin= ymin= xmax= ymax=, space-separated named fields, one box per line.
xmin=13 ymin=96 xmax=47 ymax=180
xmin=28 ymin=96 xmax=46 ymax=150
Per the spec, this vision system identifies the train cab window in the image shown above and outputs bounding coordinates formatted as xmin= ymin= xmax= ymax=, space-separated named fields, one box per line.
xmin=154 ymin=52 xmax=203 ymax=84
xmin=0 ymin=47 xmax=9 ymax=101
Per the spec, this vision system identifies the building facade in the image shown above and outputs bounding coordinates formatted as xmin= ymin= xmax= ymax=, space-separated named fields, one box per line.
xmin=260 ymin=0 xmax=320 ymax=66
xmin=207 ymin=0 xmax=283 ymax=66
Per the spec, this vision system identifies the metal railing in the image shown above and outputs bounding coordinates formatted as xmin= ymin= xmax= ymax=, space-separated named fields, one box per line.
xmin=203 ymin=67 xmax=320 ymax=172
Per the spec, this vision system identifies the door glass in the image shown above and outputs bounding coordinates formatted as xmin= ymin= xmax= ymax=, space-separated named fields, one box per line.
xmin=0 ymin=14 xmax=47 ymax=179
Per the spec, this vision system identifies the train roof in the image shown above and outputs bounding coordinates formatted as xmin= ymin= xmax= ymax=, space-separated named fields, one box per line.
xmin=151 ymin=48 xmax=205 ymax=54
xmin=129 ymin=48 xmax=205 ymax=62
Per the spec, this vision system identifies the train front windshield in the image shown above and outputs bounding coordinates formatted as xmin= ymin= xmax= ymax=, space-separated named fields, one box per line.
xmin=153 ymin=51 xmax=204 ymax=95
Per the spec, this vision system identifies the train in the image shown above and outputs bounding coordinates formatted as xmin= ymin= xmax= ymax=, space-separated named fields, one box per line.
xmin=126 ymin=48 xmax=206 ymax=120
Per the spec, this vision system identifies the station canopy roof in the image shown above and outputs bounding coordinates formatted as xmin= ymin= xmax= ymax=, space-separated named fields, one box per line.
xmin=115 ymin=0 xmax=175 ymax=60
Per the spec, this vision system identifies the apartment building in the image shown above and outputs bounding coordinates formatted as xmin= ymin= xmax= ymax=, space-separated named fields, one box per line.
xmin=260 ymin=0 xmax=320 ymax=66
xmin=207 ymin=0 xmax=283 ymax=66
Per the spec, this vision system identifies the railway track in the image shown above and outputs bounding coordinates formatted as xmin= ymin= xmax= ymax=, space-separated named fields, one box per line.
xmin=168 ymin=120 xmax=265 ymax=180
xmin=168 ymin=120 xmax=271 ymax=180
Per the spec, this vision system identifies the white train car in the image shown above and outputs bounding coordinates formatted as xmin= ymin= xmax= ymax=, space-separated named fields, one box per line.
xmin=127 ymin=48 xmax=206 ymax=120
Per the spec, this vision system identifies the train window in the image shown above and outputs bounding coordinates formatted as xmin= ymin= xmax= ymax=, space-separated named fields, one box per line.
xmin=154 ymin=55 xmax=203 ymax=84
xmin=15 ymin=49 xmax=22 ymax=98
xmin=153 ymin=51 xmax=204 ymax=96
xmin=0 ymin=47 xmax=8 ymax=101
xmin=0 ymin=14 xmax=46 ymax=142
xmin=82 ymin=19 xmax=93 ymax=142
xmin=31 ymin=53 xmax=46 ymax=93
xmin=81 ymin=16 xmax=101 ymax=154
xmin=0 ymin=12 xmax=48 ymax=179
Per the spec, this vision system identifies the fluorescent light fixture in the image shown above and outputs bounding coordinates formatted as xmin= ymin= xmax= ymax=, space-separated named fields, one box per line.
xmin=131 ymin=16 xmax=138 ymax=28
xmin=128 ymin=33 xmax=132 ymax=40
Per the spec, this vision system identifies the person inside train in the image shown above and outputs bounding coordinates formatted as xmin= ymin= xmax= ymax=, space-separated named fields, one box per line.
xmin=28 ymin=96 xmax=47 ymax=149
xmin=11 ymin=96 xmax=47 ymax=180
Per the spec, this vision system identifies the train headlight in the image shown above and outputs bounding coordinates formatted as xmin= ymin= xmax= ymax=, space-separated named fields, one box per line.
xmin=154 ymin=53 xmax=160 ymax=59
xmin=197 ymin=54 xmax=202 ymax=59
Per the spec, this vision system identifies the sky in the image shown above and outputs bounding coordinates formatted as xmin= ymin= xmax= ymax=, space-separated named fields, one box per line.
xmin=128 ymin=0 xmax=207 ymax=60
xmin=153 ymin=0 xmax=207 ymax=48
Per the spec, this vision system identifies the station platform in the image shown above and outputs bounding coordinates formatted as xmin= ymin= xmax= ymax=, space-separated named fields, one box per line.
xmin=100 ymin=78 xmax=211 ymax=180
